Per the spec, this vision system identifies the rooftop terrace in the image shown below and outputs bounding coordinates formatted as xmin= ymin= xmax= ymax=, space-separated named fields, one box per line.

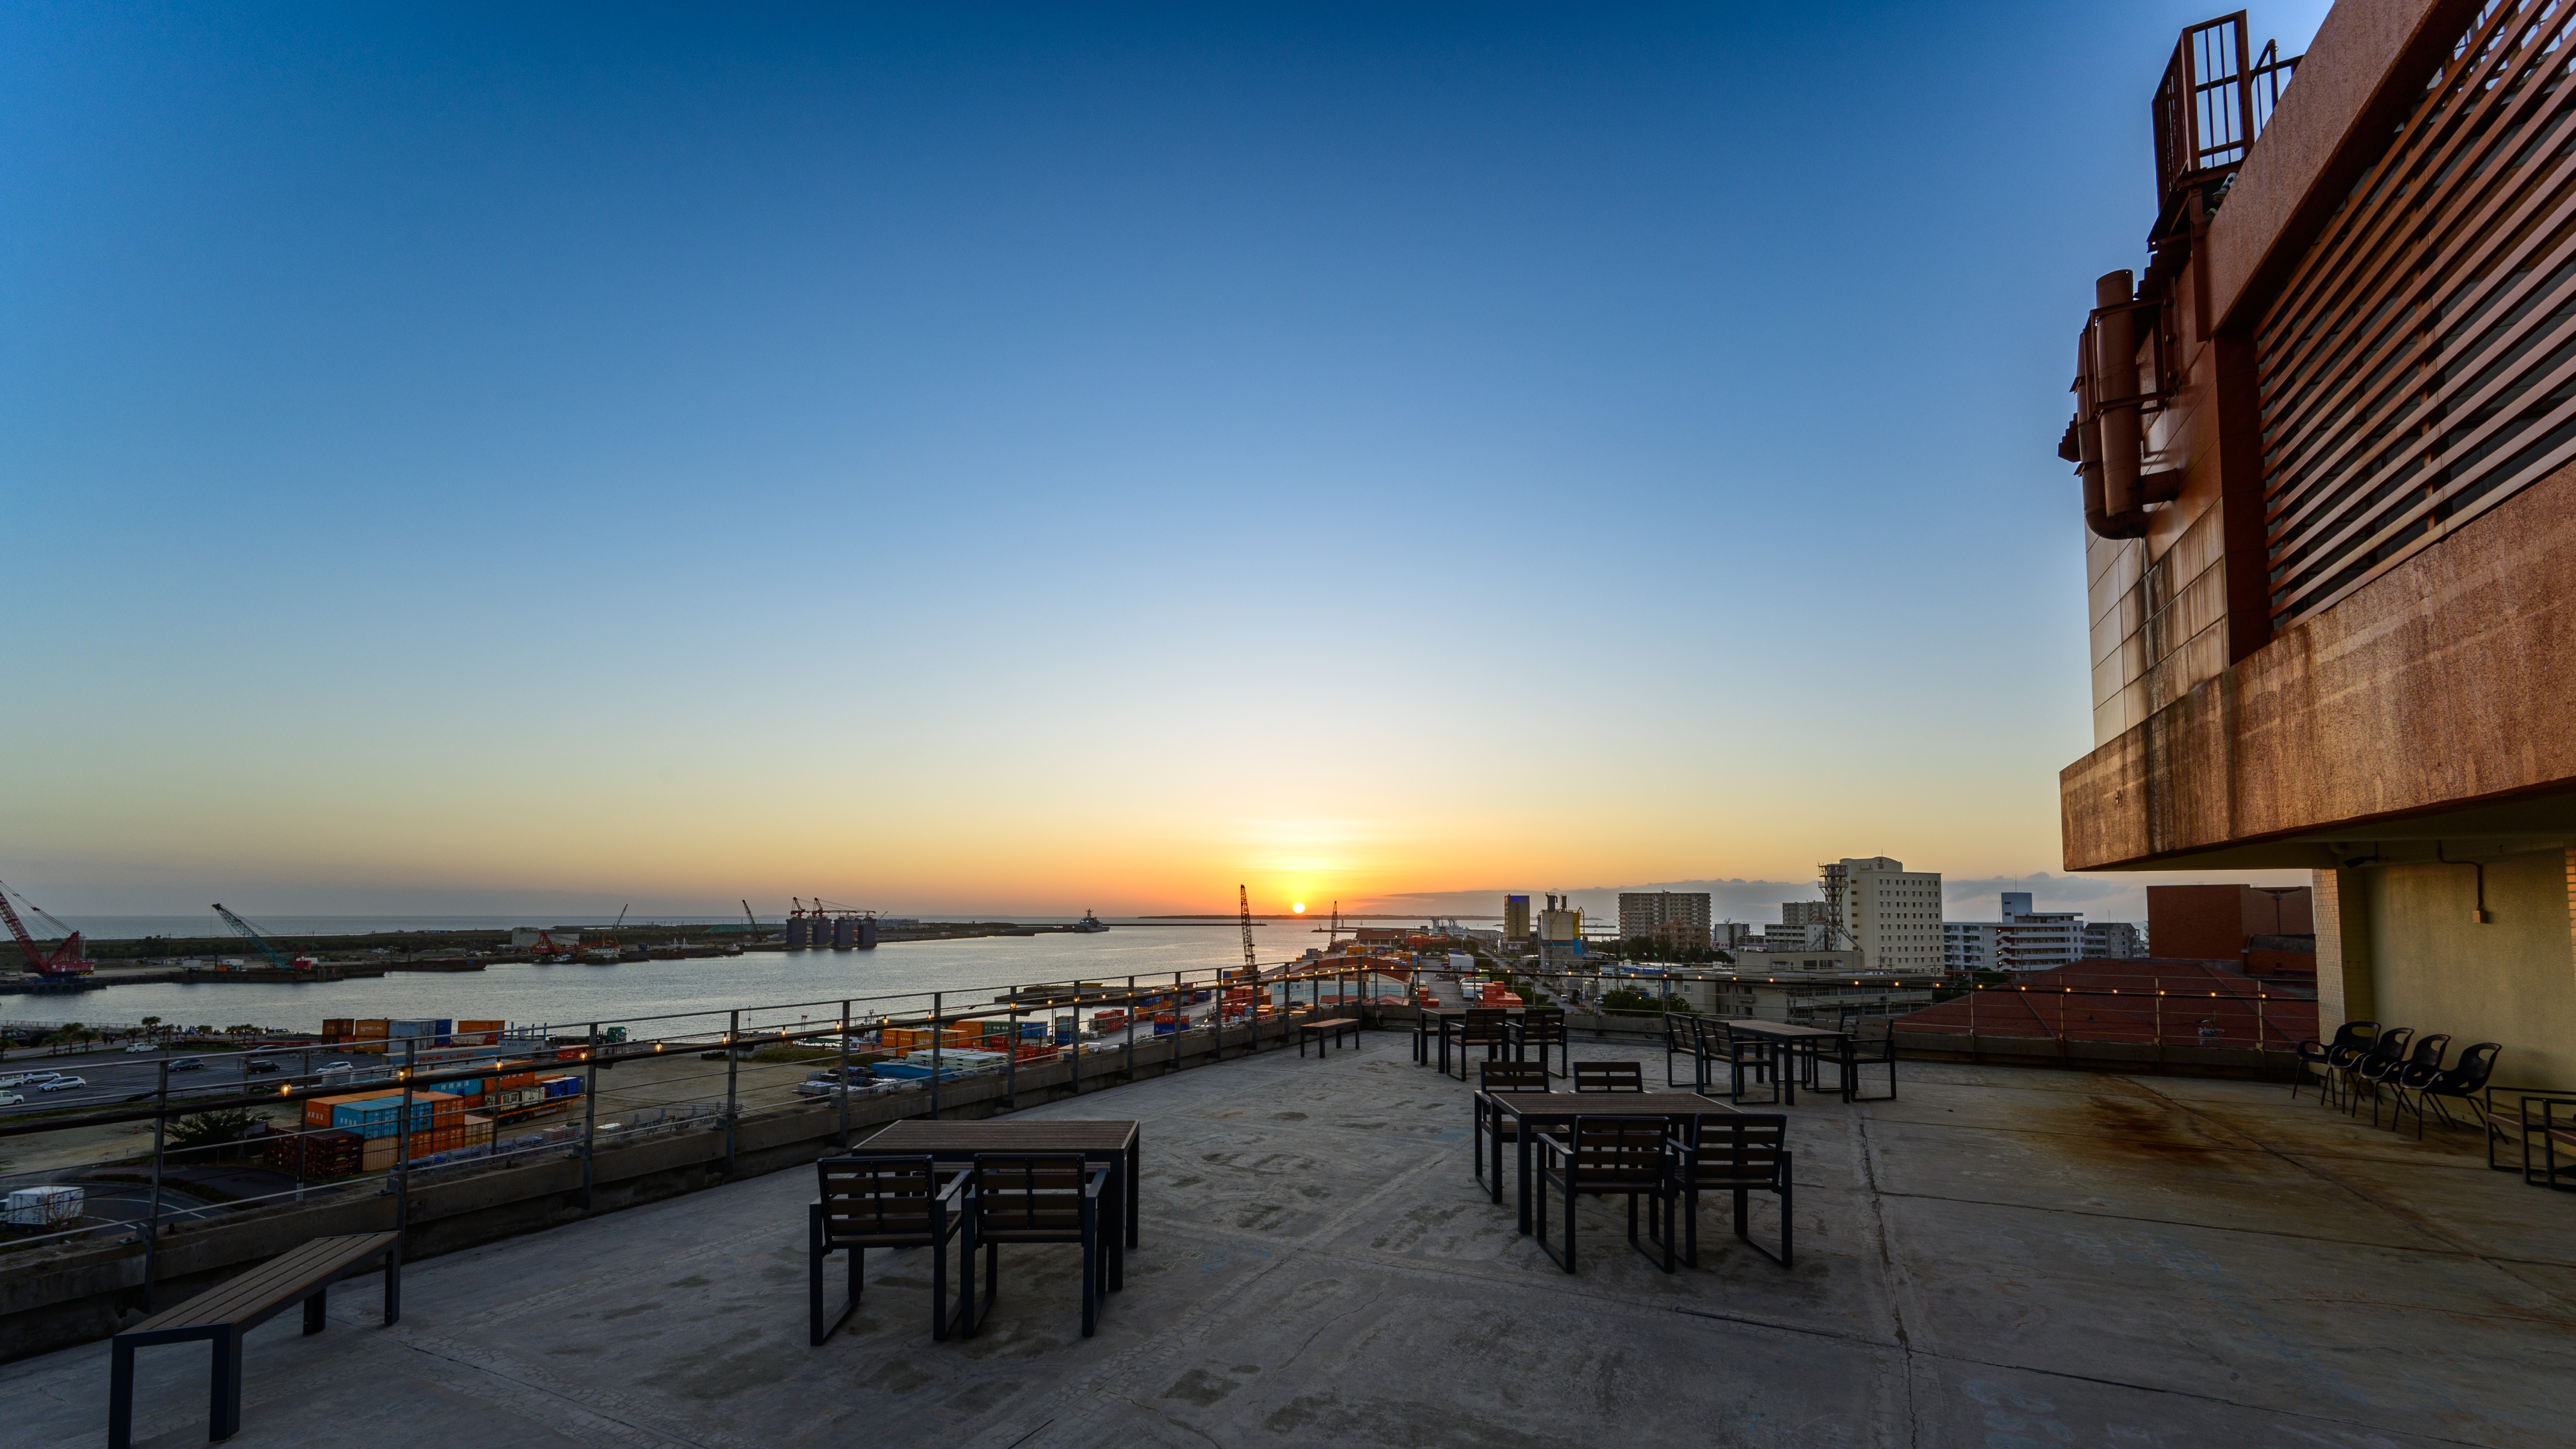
xmin=11 ymin=1031 xmax=2570 ymax=1448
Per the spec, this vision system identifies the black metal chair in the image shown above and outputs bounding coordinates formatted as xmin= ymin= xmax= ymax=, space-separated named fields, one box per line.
xmin=2343 ymin=1027 xmax=2415 ymax=1118
xmin=1535 ymin=1115 xmax=1671 ymax=1273
xmin=1475 ymin=1060 xmax=1551 ymax=1186
xmin=1690 ymin=1016 xmax=1776 ymax=1104
xmin=960 ymin=1154 xmax=1112 ymax=1338
xmin=2322 ymin=1021 xmax=2383 ymax=1110
xmin=1446 ymin=1008 xmax=1510 ymax=1081
xmin=1818 ymin=1018 xmax=1897 ymax=1102
xmin=1513 ymin=1008 xmax=1569 ymax=1078
xmin=2292 ymin=1021 xmax=2373 ymax=1103
xmin=2364 ymin=1033 xmax=2449 ymax=1128
xmin=2395 ymin=1040 xmax=2501 ymax=1138
xmin=1656 ymin=1113 xmax=1792 ymax=1269
xmin=811 ymin=1154 xmax=969 ymax=1345
xmin=1573 ymin=1061 xmax=1646 ymax=1093
xmin=1661 ymin=1012 xmax=1698 ymax=1087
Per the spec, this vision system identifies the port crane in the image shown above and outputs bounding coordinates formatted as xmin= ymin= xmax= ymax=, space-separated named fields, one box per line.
xmin=0 ymin=881 xmax=92 ymax=976
xmin=212 ymin=903 xmax=316 ymax=971
xmin=1237 ymin=885 xmax=1258 ymax=982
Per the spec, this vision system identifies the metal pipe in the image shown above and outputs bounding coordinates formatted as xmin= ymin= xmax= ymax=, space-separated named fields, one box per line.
xmin=579 ymin=1024 xmax=599 ymax=1209
xmin=397 ymin=1038 xmax=416 ymax=1235
xmin=724 ymin=1011 xmax=739 ymax=1172
xmin=930 ymin=994 xmax=941 ymax=1118
xmin=2090 ymin=270 xmax=2151 ymax=538
xmin=836 ymin=1000 xmax=851 ymax=1148
xmin=1125 ymin=976 xmax=1136 ymax=1082
xmin=143 ymin=1060 xmax=168 ymax=1309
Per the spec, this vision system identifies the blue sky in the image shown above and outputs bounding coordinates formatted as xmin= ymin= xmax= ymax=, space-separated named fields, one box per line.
xmin=1 ymin=3 xmax=2327 ymax=920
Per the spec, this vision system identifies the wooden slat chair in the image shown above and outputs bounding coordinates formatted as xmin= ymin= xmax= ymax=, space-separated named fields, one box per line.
xmin=811 ymin=1154 xmax=969 ymax=1345
xmin=961 ymin=1154 xmax=1112 ymax=1337
xmin=1573 ymin=1061 xmax=1646 ymax=1093
xmin=109 ymin=1231 xmax=400 ymax=1449
xmin=1660 ymin=1013 xmax=1699 ymax=1087
xmin=1689 ymin=1017 xmax=1777 ymax=1104
xmin=1535 ymin=1116 xmax=1672 ymax=1274
xmin=1658 ymin=1115 xmax=1792 ymax=1269
xmin=1512 ymin=1008 xmax=1569 ymax=1078
xmin=1446 ymin=1008 xmax=1510 ymax=1082
xmin=1474 ymin=1060 xmax=1552 ymax=1186
xmin=1819 ymin=1019 xmax=1898 ymax=1103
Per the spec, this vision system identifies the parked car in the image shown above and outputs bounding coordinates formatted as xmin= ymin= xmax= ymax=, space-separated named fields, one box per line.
xmin=317 ymin=1062 xmax=354 ymax=1078
xmin=39 ymin=1076 xmax=86 ymax=1092
xmin=124 ymin=1042 xmax=158 ymax=1054
xmin=167 ymin=1058 xmax=204 ymax=1072
xmin=0 ymin=1092 xmax=23 ymax=1107
xmin=245 ymin=1058 xmax=278 ymax=1074
xmin=13 ymin=1071 xmax=60 ymax=1084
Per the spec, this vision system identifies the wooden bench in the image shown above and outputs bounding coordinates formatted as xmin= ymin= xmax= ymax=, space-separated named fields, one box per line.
xmin=2486 ymin=1094 xmax=2576 ymax=1189
xmin=110 ymin=1231 xmax=401 ymax=1447
xmin=1298 ymin=1018 xmax=1359 ymax=1058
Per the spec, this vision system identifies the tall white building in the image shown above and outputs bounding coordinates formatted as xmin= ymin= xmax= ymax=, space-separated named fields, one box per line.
xmin=1822 ymin=857 xmax=1943 ymax=973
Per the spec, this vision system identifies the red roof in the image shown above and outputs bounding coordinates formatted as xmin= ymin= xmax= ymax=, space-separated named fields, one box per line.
xmin=1898 ymin=958 xmax=2315 ymax=1049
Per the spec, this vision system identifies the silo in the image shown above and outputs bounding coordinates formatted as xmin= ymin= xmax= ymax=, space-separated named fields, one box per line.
xmin=831 ymin=916 xmax=856 ymax=949
xmin=786 ymin=917 xmax=811 ymax=949
xmin=857 ymin=917 xmax=879 ymax=949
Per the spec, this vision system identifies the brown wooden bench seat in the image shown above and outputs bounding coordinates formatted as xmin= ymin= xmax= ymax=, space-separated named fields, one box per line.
xmin=110 ymin=1230 xmax=400 ymax=1447
xmin=2485 ymin=1093 xmax=2576 ymax=1189
xmin=1297 ymin=1017 xmax=1359 ymax=1058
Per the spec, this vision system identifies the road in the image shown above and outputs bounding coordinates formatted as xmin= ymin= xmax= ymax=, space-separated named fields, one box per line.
xmin=0 ymin=1045 xmax=367 ymax=1115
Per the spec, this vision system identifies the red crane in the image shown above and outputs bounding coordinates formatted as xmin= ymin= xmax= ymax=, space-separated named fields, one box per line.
xmin=0 ymin=881 xmax=92 ymax=977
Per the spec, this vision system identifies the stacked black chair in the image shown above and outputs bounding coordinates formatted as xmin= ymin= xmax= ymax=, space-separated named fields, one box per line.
xmin=811 ymin=1155 xmax=970 ymax=1344
xmin=2395 ymin=1041 xmax=2502 ymax=1139
xmin=2343 ymin=1027 xmax=2416 ymax=1118
xmin=2363 ymin=1033 xmax=2449 ymax=1128
xmin=1535 ymin=1115 xmax=1670 ymax=1273
xmin=2292 ymin=1021 xmax=2374 ymax=1103
xmin=960 ymin=1154 xmax=1112 ymax=1338
xmin=1656 ymin=1113 xmax=1792 ymax=1269
xmin=2322 ymin=1022 xmax=2384 ymax=1110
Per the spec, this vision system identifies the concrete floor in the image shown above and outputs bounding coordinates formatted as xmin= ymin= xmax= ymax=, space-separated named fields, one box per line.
xmin=11 ymin=1032 xmax=2573 ymax=1447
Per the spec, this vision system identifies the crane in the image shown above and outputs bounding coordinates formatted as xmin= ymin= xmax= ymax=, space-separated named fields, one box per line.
xmin=212 ymin=903 xmax=314 ymax=971
xmin=1238 ymin=884 xmax=1258 ymax=982
xmin=741 ymin=899 xmax=759 ymax=932
xmin=0 ymin=881 xmax=91 ymax=976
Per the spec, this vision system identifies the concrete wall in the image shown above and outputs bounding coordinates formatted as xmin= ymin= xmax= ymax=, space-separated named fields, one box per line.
xmin=2339 ymin=848 xmax=2576 ymax=1091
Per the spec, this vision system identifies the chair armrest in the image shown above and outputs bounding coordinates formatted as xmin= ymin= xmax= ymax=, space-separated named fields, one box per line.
xmin=937 ymin=1172 xmax=972 ymax=1205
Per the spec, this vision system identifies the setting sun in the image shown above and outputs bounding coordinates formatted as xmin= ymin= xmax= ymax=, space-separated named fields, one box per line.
xmin=1291 ymin=902 xmax=1305 ymax=914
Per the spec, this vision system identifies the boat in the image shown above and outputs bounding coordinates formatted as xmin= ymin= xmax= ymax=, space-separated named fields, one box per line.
xmin=1070 ymin=911 xmax=1110 ymax=934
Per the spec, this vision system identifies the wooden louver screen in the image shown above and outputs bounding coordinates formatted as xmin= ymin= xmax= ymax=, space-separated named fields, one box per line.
xmin=2256 ymin=0 xmax=2576 ymax=628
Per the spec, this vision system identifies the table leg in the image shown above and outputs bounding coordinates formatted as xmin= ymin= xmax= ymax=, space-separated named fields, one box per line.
xmin=1516 ymin=1117 xmax=1535 ymax=1235
xmin=1489 ymin=1106 xmax=1506 ymax=1204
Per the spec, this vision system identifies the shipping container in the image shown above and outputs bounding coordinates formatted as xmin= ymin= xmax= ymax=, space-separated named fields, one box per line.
xmin=356 ymin=1020 xmax=389 ymax=1038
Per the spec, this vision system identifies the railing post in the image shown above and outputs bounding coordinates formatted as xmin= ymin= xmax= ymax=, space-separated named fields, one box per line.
xmin=836 ymin=1000 xmax=851 ymax=1148
xmin=1005 ymin=995 xmax=1019 ymax=1109
xmin=1125 ymin=976 xmax=1136 ymax=1082
xmin=724 ymin=1010 xmax=740 ymax=1172
xmin=1070 ymin=985 xmax=1083 ymax=1097
xmin=143 ymin=1060 xmax=168 ymax=1310
xmin=578 ymin=1022 xmax=600 ymax=1208
xmin=1173 ymin=972 xmax=1184 ymax=1073
xmin=930 ymin=994 xmax=942 ymax=1118
xmin=397 ymin=1038 xmax=416 ymax=1233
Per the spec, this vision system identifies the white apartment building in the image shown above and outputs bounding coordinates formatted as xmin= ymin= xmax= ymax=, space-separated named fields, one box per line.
xmin=1942 ymin=892 xmax=2135 ymax=973
xmin=1822 ymin=857 xmax=1943 ymax=973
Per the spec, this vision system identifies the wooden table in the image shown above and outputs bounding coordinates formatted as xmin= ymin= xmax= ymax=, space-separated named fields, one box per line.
xmin=855 ymin=1120 xmax=1142 ymax=1286
xmin=1712 ymin=1021 xmax=1849 ymax=1104
xmin=1480 ymin=1090 xmax=1738 ymax=1235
